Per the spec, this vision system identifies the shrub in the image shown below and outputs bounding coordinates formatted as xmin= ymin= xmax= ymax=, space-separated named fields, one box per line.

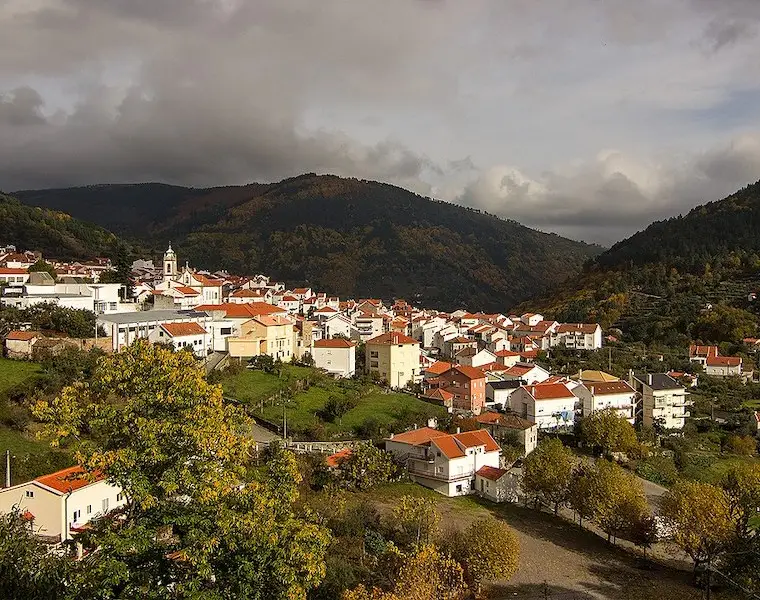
xmin=635 ymin=454 xmax=678 ymax=486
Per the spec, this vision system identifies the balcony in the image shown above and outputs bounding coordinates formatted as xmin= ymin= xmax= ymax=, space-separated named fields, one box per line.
xmin=407 ymin=461 xmax=474 ymax=482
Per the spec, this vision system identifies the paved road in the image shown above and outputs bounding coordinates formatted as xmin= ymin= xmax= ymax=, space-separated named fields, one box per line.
xmin=251 ymin=422 xmax=280 ymax=443
xmin=637 ymin=475 xmax=668 ymax=511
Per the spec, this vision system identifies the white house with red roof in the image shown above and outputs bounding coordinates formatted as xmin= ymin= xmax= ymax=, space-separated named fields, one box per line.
xmin=323 ymin=314 xmax=353 ymax=339
xmin=0 ymin=267 xmax=29 ymax=286
xmin=149 ymin=322 xmax=210 ymax=356
xmin=0 ymin=466 xmax=125 ymax=544
xmin=500 ymin=362 xmax=551 ymax=384
xmin=454 ymin=348 xmax=497 ymax=369
xmin=228 ymin=288 xmax=271 ymax=304
xmin=510 ymin=382 xmax=579 ymax=430
xmin=494 ymin=349 xmax=521 ymax=368
xmin=705 ymin=355 xmax=743 ymax=378
xmin=550 ymin=323 xmax=603 ymax=350
xmin=312 ymin=338 xmax=356 ymax=378
xmin=385 ymin=427 xmax=501 ymax=497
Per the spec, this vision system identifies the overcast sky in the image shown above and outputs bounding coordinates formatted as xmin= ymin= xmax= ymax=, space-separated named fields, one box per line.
xmin=2 ymin=0 xmax=760 ymax=245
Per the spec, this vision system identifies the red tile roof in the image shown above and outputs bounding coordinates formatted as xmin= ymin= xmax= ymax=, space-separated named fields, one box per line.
xmin=35 ymin=466 xmax=102 ymax=494
xmin=192 ymin=273 xmax=223 ymax=287
xmin=453 ymin=429 xmax=501 ymax=452
xmin=475 ymin=412 xmax=535 ymax=430
xmin=6 ymin=330 xmax=39 ymax=341
xmin=556 ymin=323 xmax=599 ymax=334
xmin=0 ymin=267 xmax=28 ymax=274
xmin=253 ymin=314 xmax=293 ymax=327
xmin=526 ymin=383 xmax=575 ymax=400
xmin=423 ymin=388 xmax=454 ymax=403
xmin=314 ymin=338 xmax=355 ymax=348
xmin=495 ymin=350 xmax=520 ymax=357
xmin=476 ymin=465 xmax=509 ymax=481
xmin=706 ymin=356 xmax=742 ymax=367
xmin=161 ymin=322 xmax=207 ymax=337
xmin=366 ymin=332 xmax=419 ymax=346
xmin=690 ymin=344 xmax=719 ymax=358
xmin=231 ymin=289 xmax=261 ymax=297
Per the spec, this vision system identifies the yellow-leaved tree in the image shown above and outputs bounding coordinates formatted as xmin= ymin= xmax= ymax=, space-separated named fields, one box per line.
xmin=33 ymin=340 xmax=330 ymax=599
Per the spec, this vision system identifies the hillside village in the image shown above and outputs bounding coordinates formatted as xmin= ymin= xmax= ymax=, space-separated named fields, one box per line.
xmin=2 ymin=241 xmax=760 ymax=600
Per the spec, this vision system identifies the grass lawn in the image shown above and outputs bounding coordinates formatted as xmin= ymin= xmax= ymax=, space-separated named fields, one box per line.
xmin=221 ymin=366 xmax=445 ymax=438
xmin=0 ymin=426 xmax=50 ymax=455
xmin=0 ymin=357 xmax=41 ymax=396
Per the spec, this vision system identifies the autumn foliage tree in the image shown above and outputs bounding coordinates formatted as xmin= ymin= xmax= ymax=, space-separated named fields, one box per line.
xmin=32 ymin=340 xmax=331 ymax=599
xmin=660 ymin=480 xmax=735 ymax=571
xmin=591 ymin=460 xmax=648 ymax=544
xmin=578 ymin=407 xmax=639 ymax=457
xmin=392 ymin=495 xmax=441 ymax=548
xmin=453 ymin=519 xmax=519 ymax=594
xmin=521 ymin=437 xmax=575 ymax=514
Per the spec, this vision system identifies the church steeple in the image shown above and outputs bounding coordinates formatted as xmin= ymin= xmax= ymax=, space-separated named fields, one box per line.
xmin=163 ymin=243 xmax=177 ymax=282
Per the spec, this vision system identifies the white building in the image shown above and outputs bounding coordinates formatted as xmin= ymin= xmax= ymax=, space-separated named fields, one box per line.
xmin=312 ymin=338 xmax=356 ymax=378
xmin=510 ymin=382 xmax=578 ymax=430
xmin=0 ymin=268 xmax=29 ymax=286
xmin=575 ymin=380 xmax=637 ymax=424
xmin=149 ymin=322 xmax=210 ymax=356
xmin=475 ymin=412 xmax=539 ymax=456
xmin=385 ymin=427 xmax=501 ymax=497
xmin=705 ymin=356 xmax=743 ymax=378
xmin=550 ymin=324 xmax=603 ymax=350
xmin=98 ymin=309 xmax=212 ymax=352
xmin=455 ymin=348 xmax=497 ymax=368
xmin=0 ymin=466 xmax=125 ymax=544
xmin=633 ymin=373 xmax=690 ymax=430
xmin=1 ymin=278 xmax=129 ymax=314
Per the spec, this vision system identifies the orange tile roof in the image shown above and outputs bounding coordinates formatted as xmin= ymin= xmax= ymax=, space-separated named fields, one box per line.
xmin=35 ymin=466 xmax=102 ymax=494
xmin=253 ymin=314 xmax=293 ymax=327
xmin=196 ymin=302 xmax=285 ymax=318
xmin=161 ymin=322 xmax=207 ymax=337
xmin=689 ymin=344 xmax=719 ymax=357
xmin=425 ymin=361 xmax=452 ymax=375
xmin=446 ymin=365 xmax=486 ymax=380
xmin=527 ymin=383 xmax=576 ymax=400
xmin=423 ymin=388 xmax=454 ymax=403
xmin=476 ymin=465 xmax=509 ymax=481
xmin=431 ymin=436 xmax=465 ymax=459
xmin=495 ymin=350 xmax=520 ymax=357
xmin=0 ymin=267 xmax=28 ymax=274
xmin=325 ymin=448 xmax=352 ymax=468
xmin=388 ymin=427 xmax=444 ymax=445
xmin=192 ymin=273 xmax=223 ymax=287
xmin=6 ymin=330 xmax=39 ymax=341
xmin=314 ymin=338 xmax=355 ymax=348
xmin=706 ymin=356 xmax=742 ymax=367
xmin=231 ymin=289 xmax=261 ymax=297
xmin=175 ymin=286 xmax=200 ymax=296
xmin=475 ymin=412 xmax=535 ymax=430
xmin=453 ymin=429 xmax=500 ymax=452
xmin=556 ymin=323 xmax=599 ymax=334
xmin=366 ymin=332 xmax=419 ymax=346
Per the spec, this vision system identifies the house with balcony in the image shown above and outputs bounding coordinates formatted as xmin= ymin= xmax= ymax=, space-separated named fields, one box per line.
xmin=0 ymin=466 xmax=125 ymax=544
xmin=705 ymin=355 xmax=743 ymax=378
xmin=384 ymin=427 xmax=501 ymax=497
xmin=574 ymin=380 xmax=637 ymax=424
xmin=631 ymin=373 xmax=690 ymax=430
xmin=550 ymin=323 xmax=603 ymax=350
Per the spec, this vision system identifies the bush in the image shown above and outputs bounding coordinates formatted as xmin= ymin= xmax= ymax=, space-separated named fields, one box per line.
xmin=724 ymin=435 xmax=757 ymax=456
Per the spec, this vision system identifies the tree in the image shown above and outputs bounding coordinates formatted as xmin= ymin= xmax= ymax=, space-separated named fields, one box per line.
xmin=0 ymin=508 xmax=70 ymax=600
xmin=660 ymin=480 xmax=735 ymax=571
xmin=568 ymin=461 xmax=602 ymax=527
xmin=521 ymin=437 xmax=575 ymax=514
xmin=591 ymin=460 xmax=648 ymax=544
xmin=28 ymin=258 xmax=57 ymax=279
xmin=454 ymin=519 xmax=519 ymax=594
xmin=342 ymin=443 xmax=398 ymax=491
xmin=628 ymin=515 xmax=658 ymax=559
xmin=395 ymin=544 xmax=467 ymax=600
xmin=392 ymin=495 xmax=441 ymax=548
xmin=579 ymin=407 xmax=638 ymax=457
xmin=33 ymin=341 xmax=330 ymax=598
xmin=720 ymin=462 xmax=760 ymax=538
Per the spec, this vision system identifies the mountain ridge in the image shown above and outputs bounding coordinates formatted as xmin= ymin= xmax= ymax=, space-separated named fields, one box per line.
xmin=13 ymin=174 xmax=602 ymax=311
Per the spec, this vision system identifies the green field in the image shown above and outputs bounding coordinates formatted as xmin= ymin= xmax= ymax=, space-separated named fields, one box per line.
xmin=0 ymin=357 xmax=41 ymax=396
xmin=221 ymin=367 xmax=445 ymax=439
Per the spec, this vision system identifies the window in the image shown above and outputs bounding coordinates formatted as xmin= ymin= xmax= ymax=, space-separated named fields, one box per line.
xmin=25 ymin=490 xmax=34 ymax=498
xmin=117 ymin=493 xmax=123 ymax=502
xmin=102 ymin=498 xmax=110 ymax=513
xmin=72 ymin=510 xmax=81 ymax=522
xmin=87 ymin=505 xmax=92 ymax=515
xmin=455 ymin=484 xmax=462 ymax=493
xmin=370 ymin=351 xmax=378 ymax=358
xmin=221 ymin=327 xmax=232 ymax=335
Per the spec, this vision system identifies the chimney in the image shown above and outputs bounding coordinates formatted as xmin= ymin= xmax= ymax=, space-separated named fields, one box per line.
xmin=413 ymin=423 xmax=418 ymax=430
xmin=648 ymin=373 xmax=652 ymax=386
xmin=628 ymin=369 xmax=634 ymax=387
xmin=456 ymin=426 xmax=461 ymax=434
xmin=389 ymin=433 xmax=394 ymax=439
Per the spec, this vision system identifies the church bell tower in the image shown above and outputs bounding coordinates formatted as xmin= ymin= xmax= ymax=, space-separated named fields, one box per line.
xmin=163 ymin=243 xmax=177 ymax=282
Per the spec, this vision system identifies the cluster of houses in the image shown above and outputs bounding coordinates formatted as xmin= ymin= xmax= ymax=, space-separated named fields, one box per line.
xmin=689 ymin=344 xmax=751 ymax=380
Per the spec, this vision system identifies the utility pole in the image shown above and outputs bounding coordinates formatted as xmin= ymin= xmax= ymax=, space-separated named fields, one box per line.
xmin=5 ymin=450 xmax=10 ymax=488
xmin=608 ymin=347 xmax=612 ymax=372
xmin=283 ymin=399 xmax=288 ymax=441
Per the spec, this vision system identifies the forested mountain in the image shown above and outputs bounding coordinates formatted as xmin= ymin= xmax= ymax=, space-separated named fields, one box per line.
xmin=522 ymin=180 xmax=760 ymax=346
xmin=0 ymin=193 xmax=121 ymax=260
xmin=14 ymin=174 xmax=601 ymax=311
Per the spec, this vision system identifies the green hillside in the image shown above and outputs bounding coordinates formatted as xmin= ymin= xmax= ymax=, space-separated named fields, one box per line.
xmin=0 ymin=193 xmax=121 ymax=260
xmin=14 ymin=174 xmax=601 ymax=311
xmin=522 ymin=180 xmax=760 ymax=345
